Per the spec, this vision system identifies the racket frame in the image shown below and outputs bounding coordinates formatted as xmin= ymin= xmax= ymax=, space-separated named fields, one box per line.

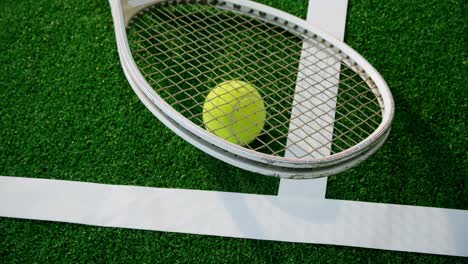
xmin=109 ymin=0 xmax=394 ymax=178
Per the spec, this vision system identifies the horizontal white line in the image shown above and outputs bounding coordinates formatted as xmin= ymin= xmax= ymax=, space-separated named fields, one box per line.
xmin=1 ymin=176 xmax=466 ymax=257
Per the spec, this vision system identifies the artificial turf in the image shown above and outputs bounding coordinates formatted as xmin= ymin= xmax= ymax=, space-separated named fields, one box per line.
xmin=0 ymin=0 xmax=466 ymax=262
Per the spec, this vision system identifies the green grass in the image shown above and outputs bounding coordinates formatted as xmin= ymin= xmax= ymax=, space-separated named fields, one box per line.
xmin=0 ymin=0 xmax=466 ymax=263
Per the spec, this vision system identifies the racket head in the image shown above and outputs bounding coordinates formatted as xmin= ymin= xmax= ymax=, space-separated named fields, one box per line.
xmin=110 ymin=0 xmax=394 ymax=178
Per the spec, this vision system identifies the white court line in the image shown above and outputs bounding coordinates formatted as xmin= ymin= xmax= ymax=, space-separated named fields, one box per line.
xmin=1 ymin=176 xmax=467 ymax=257
xmin=2 ymin=0 xmax=467 ymax=257
xmin=279 ymin=0 xmax=348 ymax=198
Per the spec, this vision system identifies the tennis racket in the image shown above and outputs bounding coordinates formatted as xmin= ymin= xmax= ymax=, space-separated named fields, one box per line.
xmin=109 ymin=0 xmax=394 ymax=178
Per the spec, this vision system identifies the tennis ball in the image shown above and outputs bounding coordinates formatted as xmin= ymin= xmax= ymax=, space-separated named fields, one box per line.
xmin=203 ymin=80 xmax=266 ymax=146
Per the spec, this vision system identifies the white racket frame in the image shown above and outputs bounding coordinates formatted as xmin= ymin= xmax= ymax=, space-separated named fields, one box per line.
xmin=110 ymin=0 xmax=394 ymax=178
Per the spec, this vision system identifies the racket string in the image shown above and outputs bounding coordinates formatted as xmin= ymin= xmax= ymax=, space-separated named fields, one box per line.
xmin=127 ymin=3 xmax=382 ymax=159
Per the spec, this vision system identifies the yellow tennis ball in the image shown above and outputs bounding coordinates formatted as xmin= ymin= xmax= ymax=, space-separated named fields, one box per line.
xmin=203 ymin=80 xmax=266 ymax=146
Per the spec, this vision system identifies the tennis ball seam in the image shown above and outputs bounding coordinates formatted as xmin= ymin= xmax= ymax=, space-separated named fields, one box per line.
xmin=230 ymin=93 xmax=264 ymax=145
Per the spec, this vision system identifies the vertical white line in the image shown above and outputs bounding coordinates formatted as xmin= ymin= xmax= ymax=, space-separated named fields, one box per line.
xmin=278 ymin=0 xmax=348 ymax=198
